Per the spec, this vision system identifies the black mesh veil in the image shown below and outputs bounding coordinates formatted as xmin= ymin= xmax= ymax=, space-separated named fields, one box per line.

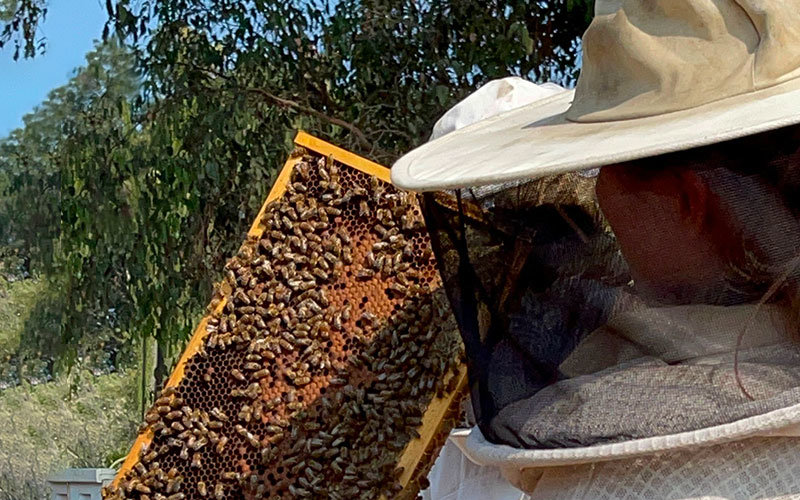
xmin=421 ymin=126 xmax=800 ymax=448
xmin=421 ymin=175 xmax=629 ymax=443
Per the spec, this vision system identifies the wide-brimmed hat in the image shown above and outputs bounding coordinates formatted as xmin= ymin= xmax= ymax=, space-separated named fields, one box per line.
xmin=391 ymin=0 xmax=800 ymax=192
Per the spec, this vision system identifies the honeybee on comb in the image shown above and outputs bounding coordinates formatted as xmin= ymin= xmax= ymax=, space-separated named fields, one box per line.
xmin=105 ymin=139 xmax=465 ymax=500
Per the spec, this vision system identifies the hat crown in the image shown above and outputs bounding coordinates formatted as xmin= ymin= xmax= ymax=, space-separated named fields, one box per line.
xmin=567 ymin=0 xmax=800 ymax=122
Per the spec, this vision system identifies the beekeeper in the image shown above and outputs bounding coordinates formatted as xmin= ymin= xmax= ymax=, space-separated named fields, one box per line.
xmin=393 ymin=1 xmax=800 ymax=499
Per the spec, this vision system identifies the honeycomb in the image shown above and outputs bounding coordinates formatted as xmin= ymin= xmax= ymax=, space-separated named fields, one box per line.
xmin=104 ymin=139 xmax=465 ymax=500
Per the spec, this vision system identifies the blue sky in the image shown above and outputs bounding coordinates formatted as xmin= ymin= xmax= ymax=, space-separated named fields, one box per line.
xmin=0 ymin=1 xmax=107 ymax=137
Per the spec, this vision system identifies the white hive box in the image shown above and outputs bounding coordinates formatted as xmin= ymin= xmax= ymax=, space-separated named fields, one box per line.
xmin=48 ymin=468 xmax=116 ymax=500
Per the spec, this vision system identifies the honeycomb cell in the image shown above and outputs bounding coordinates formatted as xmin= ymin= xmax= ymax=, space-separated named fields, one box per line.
xmin=105 ymin=147 xmax=464 ymax=500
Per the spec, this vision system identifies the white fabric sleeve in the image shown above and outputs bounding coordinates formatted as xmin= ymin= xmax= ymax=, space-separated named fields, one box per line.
xmin=430 ymin=77 xmax=565 ymax=141
xmin=421 ymin=439 xmax=529 ymax=500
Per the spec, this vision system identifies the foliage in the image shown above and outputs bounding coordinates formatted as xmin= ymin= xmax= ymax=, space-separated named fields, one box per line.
xmin=0 ymin=274 xmax=130 ymax=388
xmin=60 ymin=0 xmax=593 ymax=354
xmin=0 ymin=0 xmax=47 ymax=59
xmin=0 ymin=41 xmax=139 ymax=372
xmin=0 ymin=369 xmax=139 ymax=500
xmin=1 ymin=0 xmax=593 ymax=368
xmin=0 ymin=40 xmax=138 ymax=275
xmin=108 ymin=0 xmax=593 ymax=162
xmin=56 ymin=41 xmax=286 ymax=364
xmin=0 ymin=4 xmax=592 ymax=490
xmin=0 ymin=277 xmax=54 ymax=386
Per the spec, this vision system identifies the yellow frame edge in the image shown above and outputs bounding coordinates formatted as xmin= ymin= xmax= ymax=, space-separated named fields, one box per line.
xmin=112 ymin=132 xmax=465 ymax=497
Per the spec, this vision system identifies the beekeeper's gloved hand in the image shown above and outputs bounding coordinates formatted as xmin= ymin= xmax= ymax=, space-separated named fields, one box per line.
xmin=430 ymin=77 xmax=565 ymax=141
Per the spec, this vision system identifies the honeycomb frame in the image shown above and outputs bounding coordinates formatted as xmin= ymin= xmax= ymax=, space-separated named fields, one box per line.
xmin=108 ymin=131 xmax=467 ymax=500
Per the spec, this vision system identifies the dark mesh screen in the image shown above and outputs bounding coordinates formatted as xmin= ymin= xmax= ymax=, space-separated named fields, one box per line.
xmin=422 ymin=126 xmax=800 ymax=448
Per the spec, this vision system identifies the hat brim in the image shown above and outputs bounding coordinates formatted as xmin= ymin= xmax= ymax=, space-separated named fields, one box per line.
xmin=391 ymin=77 xmax=800 ymax=191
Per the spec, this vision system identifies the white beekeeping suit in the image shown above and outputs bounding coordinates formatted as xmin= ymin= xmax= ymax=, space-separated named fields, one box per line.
xmin=401 ymin=0 xmax=800 ymax=492
xmin=421 ymin=75 xmax=800 ymax=500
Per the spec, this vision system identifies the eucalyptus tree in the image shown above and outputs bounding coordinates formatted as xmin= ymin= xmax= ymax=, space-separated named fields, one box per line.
xmin=2 ymin=1 xmax=593 ymax=382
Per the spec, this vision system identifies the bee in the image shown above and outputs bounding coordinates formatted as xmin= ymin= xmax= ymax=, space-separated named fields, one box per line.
xmin=244 ymin=382 xmax=261 ymax=399
xmin=165 ymin=410 xmax=183 ymax=420
xmin=247 ymin=434 xmax=260 ymax=448
xmin=252 ymin=402 xmax=263 ymax=422
xmin=289 ymin=485 xmax=311 ymax=497
xmin=134 ymin=462 xmax=147 ymax=475
xmin=355 ymin=200 xmax=370 ymax=217
xmin=191 ymin=437 xmax=208 ymax=451
xmin=197 ymin=481 xmax=208 ymax=497
xmin=214 ymin=483 xmax=224 ymax=500
xmin=329 ymin=236 xmax=342 ymax=255
xmin=311 ymin=268 xmax=328 ymax=281
xmin=356 ymin=269 xmax=375 ymax=281
xmin=365 ymin=251 xmax=377 ymax=268
xmin=317 ymin=162 xmax=331 ymax=182
xmin=222 ymin=471 xmax=240 ymax=482
xmin=155 ymin=395 xmax=172 ymax=407
xmin=332 ymin=313 xmax=343 ymax=331
xmin=314 ymin=253 xmax=331 ymax=271
xmin=134 ymin=484 xmax=152 ymax=494
xmin=238 ymin=405 xmax=253 ymax=423
xmin=191 ymin=452 xmax=202 ymax=469
xmin=215 ymin=436 xmax=228 ymax=454
xmin=289 ymin=461 xmax=308 ymax=476
xmin=266 ymin=396 xmax=282 ymax=410
xmin=388 ymin=282 xmax=408 ymax=297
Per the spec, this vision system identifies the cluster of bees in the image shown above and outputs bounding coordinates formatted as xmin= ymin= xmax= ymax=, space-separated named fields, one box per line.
xmin=104 ymin=151 xmax=464 ymax=500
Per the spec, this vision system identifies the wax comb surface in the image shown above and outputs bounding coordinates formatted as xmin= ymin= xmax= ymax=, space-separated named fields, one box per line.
xmin=105 ymin=133 xmax=466 ymax=500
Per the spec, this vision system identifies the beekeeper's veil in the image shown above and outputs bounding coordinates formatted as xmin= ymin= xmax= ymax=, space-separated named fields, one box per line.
xmin=393 ymin=0 xmax=800 ymax=458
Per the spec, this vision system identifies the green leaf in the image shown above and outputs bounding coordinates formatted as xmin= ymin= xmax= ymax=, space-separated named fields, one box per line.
xmin=435 ymin=85 xmax=449 ymax=106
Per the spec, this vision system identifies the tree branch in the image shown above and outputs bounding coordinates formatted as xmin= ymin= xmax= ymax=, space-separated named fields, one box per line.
xmin=177 ymin=61 xmax=374 ymax=151
xmin=243 ymin=86 xmax=373 ymax=151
